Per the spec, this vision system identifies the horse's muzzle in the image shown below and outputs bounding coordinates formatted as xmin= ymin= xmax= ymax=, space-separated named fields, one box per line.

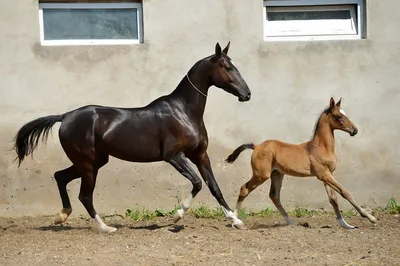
xmin=239 ymin=91 xmax=251 ymax=102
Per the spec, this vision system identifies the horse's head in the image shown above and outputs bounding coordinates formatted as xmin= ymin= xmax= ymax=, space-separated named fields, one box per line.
xmin=208 ymin=42 xmax=251 ymax=102
xmin=328 ymin=97 xmax=358 ymax=136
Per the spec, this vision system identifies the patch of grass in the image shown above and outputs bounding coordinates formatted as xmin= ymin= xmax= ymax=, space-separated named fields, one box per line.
xmin=387 ymin=198 xmax=400 ymax=214
xmin=125 ymin=198 xmax=400 ymax=222
xmin=189 ymin=206 xmax=225 ymax=219
xmin=342 ymin=209 xmax=357 ymax=218
xmin=291 ymin=206 xmax=316 ymax=218
xmin=125 ymin=208 xmax=157 ymax=221
xmin=249 ymin=207 xmax=275 ymax=217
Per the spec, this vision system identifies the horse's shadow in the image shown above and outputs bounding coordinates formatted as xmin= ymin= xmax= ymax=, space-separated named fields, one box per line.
xmin=128 ymin=223 xmax=185 ymax=233
xmin=36 ymin=225 xmax=91 ymax=232
xmin=224 ymin=222 xmax=291 ymax=230
xmin=36 ymin=222 xmax=185 ymax=233
xmin=249 ymin=223 xmax=290 ymax=230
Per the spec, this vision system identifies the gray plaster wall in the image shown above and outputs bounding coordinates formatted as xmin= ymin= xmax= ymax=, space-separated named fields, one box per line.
xmin=0 ymin=0 xmax=399 ymax=217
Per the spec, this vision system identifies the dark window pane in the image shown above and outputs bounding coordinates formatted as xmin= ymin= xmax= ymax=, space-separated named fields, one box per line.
xmin=43 ymin=8 xmax=138 ymax=40
xmin=268 ymin=10 xmax=351 ymax=21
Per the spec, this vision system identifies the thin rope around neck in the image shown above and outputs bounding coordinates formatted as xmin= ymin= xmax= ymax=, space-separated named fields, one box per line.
xmin=186 ymin=74 xmax=207 ymax=97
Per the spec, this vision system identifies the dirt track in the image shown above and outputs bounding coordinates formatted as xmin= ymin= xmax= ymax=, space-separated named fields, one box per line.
xmin=0 ymin=213 xmax=399 ymax=266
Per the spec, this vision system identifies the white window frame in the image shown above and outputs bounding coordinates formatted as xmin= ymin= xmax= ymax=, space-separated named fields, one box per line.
xmin=38 ymin=3 xmax=143 ymax=46
xmin=263 ymin=0 xmax=365 ymax=42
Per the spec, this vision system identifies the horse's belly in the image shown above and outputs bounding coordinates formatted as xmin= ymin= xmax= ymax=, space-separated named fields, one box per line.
xmin=107 ymin=146 xmax=162 ymax=163
xmin=99 ymin=136 xmax=163 ymax=163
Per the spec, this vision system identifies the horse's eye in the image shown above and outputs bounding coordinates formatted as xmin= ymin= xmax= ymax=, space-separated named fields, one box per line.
xmin=225 ymin=66 xmax=233 ymax=72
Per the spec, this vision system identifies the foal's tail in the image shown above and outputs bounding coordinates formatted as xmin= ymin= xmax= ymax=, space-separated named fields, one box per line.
xmin=225 ymin=143 xmax=255 ymax=163
xmin=13 ymin=115 xmax=63 ymax=166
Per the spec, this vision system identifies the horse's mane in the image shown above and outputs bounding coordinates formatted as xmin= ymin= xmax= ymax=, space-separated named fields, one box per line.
xmin=312 ymin=106 xmax=332 ymax=138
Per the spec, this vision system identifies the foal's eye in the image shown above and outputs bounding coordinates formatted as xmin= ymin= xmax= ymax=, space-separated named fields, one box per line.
xmin=225 ymin=66 xmax=233 ymax=72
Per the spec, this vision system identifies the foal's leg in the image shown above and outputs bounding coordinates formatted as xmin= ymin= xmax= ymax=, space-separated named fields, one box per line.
xmin=192 ymin=152 xmax=244 ymax=229
xmin=53 ymin=166 xmax=80 ymax=224
xmin=233 ymin=166 xmax=271 ymax=229
xmin=269 ymin=170 xmax=294 ymax=225
xmin=324 ymin=184 xmax=355 ymax=229
xmin=168 ymin=153 xmax=203 ymax=223
xmin=320 ymin=173 xmax=377 ymax=224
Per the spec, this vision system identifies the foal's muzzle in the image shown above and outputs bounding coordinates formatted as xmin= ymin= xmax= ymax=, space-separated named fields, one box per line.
xmin=350 ymin=128 xmax=358 ymax=136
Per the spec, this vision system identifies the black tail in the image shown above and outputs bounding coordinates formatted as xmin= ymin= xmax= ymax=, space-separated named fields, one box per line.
xmin=225 ymin=143 xmax=255 ymax=163
xmin=13 ymin=115 xmax=63 ymax=166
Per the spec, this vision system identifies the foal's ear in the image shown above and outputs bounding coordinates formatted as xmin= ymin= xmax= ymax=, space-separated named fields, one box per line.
xmin=215 ymin=42 xmax=222 ymax=57
xmin=329 ymin=97 xmax=335 ymax=109
xmin=222 ymin=41 xmax=230 ymax=54
xmin=335 ymin=97 xmax=342 ymax=107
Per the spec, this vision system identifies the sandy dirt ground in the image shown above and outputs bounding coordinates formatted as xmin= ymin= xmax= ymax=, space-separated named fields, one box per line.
xmin=0 ymin=213 xmax=399 ymax=266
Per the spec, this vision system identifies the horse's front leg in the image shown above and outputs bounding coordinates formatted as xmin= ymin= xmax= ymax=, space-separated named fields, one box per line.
xmin=167 ymin=153 xmax=203 ymax=223
xmin=191 ymin=152 xmax=245 ymax=229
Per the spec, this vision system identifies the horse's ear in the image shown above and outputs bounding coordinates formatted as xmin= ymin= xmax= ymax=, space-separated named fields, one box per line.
xmin=335 ymin=97 xmax=342 ymax=107
xmin=329 ymin=97 xmax=335 ymax=109
xmin=215 ymin=42 xmax=222 ymax=57
xmin=222 ymin=41 xmax=230 ymax=54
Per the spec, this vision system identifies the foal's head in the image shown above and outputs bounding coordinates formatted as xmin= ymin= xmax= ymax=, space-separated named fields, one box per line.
xmin=208 ymin=42 xmax=251 ymax=102
xmin=327 ymin=97 xmax=358 ymax=136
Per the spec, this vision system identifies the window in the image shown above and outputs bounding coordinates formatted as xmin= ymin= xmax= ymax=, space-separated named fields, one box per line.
xmin=263 ymin=0 xmax=365 ymax=41
xmin=39 ymin=2 xmax=143 ymax=46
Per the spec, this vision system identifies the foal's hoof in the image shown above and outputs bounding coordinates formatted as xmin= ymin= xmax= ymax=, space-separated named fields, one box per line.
xmin=369 ymin=216 xmax=378 ymax=224
xmin=338 ymin=218 xmax=356 ymax=230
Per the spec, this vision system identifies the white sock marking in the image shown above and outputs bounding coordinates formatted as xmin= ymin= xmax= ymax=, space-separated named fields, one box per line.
xmin=221 ymin=206 xmax=243 ymax=226
xmin=181 ymin=194 xmax=193 ymax=210
xmin=94 ymin=214 xmax=108 ymax=229
xmin=94 ymin=214 xmax=116 ymax=233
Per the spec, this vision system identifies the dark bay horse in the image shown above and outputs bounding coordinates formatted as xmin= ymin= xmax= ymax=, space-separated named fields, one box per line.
xmin=14 ymin=42 xmax=251 ymax=233
xmin=226 ymin=97 xmax=377 ymax=229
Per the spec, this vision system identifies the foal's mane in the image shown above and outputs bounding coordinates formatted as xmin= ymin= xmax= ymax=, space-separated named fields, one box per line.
xmin=312 ymin=106 xmax=332 ymax=138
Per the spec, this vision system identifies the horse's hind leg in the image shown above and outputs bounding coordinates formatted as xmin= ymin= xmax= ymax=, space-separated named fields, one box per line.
xmin=324 ymin=184 xmax=355 ymax=229
xmin=53 ymin=166 xmax=80 ymax=225
xmin=74 ymin=154 xmax=116 ymax=233
xmin=269 ymin=170 xmax=294 ymax=225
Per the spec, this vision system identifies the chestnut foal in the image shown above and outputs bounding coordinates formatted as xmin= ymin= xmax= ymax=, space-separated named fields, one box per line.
xmin=226 ymin=97 xmax=377 ymax=229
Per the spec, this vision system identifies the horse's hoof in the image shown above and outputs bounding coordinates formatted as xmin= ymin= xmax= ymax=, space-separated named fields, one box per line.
xmin=53 ymin=213 xmax=67 ymax=225
xmin=53 ymin=208 xmax=72 ymax=225
xmin=232 ymin=222 xmax=247 ymax=230
xmin=53 ymin=216 xmax=63 ymax=225
xmin=100 ymin=226 xmax=117 ymax=234
xmin=173 ymin=213 xmax=182 ymax=223
xmin=173 ymin=209 xmax=184 ymax=223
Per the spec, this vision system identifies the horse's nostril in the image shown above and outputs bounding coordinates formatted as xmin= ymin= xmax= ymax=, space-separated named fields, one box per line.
xmin=247 ymin=92 xmax=251 ymax=96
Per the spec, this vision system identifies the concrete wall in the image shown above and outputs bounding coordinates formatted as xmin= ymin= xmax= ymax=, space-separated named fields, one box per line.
xmin=1 ymin=0 xmax=399 ymax=217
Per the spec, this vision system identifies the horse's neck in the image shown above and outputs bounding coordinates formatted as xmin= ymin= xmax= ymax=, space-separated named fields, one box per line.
xmin=311 ymin=116 xmax=335 ymax=154
xmin=171 ymin=62 xmax=210 ymax=118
